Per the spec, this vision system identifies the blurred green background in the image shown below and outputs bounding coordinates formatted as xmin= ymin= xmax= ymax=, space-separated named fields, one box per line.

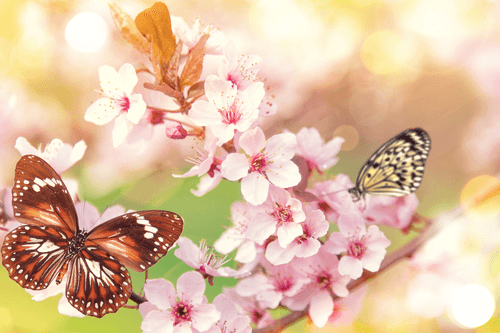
xmin=1 ymin=0 xmax=500 ymax=332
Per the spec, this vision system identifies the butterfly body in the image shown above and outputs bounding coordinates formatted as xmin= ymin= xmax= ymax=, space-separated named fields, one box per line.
xmin=2 ymin=155 xmax=183 ymax=317
xmin=349 ymin=128 xmax=431 ymax=201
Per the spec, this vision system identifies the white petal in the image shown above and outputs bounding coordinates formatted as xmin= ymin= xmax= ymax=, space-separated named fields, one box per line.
xmin=338 ymin=256 xmax=363 ymax=279
xmin=267 ymin=161 xmax=301 ymax=188
xmin=188 ymin=100 xmax=221 ymax=126
xmin=112 ymin=115 xmax=132 ymax=147
xmin=239 ymin=127 xmax=266 ymax=156
xmin=84 ymin=97 xmax=120 ymax=125
xmin=276 ymin=223 xmax=303 ymax=248
xmin=125 ymin=93 xmax=147 ymax=124
xmin=221 ymin=153 xmax=249 ymax=181
xmin=266 ymin=132 xmax=297 ymax=162
xmin=241 ymin=172 xmax=269 ymax=205
xmin=118 ymin=63 xmax=139 ymax=95
xmin=309 ymin=290 xmax=334 ymax=328
xmin=14 ymin=137 xmax=39 ymax=156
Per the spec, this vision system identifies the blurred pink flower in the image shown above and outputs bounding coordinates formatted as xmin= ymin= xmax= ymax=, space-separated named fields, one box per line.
xmin=265 ymin=207 xmax=329 ymax=265
xmin=174 ymin=237 xmax=249 ymax=286
xmin=221 ymin=127 xmax=301 ymax=205
xmin=282 ymin=248 xmax=351 ymax=328
xmin=295 ymin=127 xmax=344 ymax=173
xmin=15 ymin=137 xmax=87 ymax=174
xmin=324 ymin=211 xmax=391 ymax=279
xmin=84 ymin=63 xmax=147 ymax=147
xmin=171 ymin=16 xmax=227 ymax=55
xmin=236 ymin=262 xmax=310 ymax=309
xmin=189 ymin=75 xmax=264 ymax=145
xmin=140 ymin=272 xmax=220 ymax=333
xmin=310 ymin=175 xmax=360 ymax=221
xmin=246 ymin=186 xmax=305 ymax=248
xmin=327 ymin=285 xmax=368 ymax=327
xmin=363 ymin=194 xmax=419 ymax=230
xmin=224 ymin=287 xmax=274 ymax=329
xmin=204 ymin=294 xmax=251 ymax=333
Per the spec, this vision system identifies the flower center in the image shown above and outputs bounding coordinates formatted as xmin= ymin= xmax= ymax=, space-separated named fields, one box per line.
xmin=117 ymin=95 xmax=130 ymax=112
xmin=172 ymin=301 xmax=193 ymax=326
xmin=347 ymin=240 xmax=366 ymax=259
xmin=274 ymin=277 xmax=292 ymax=292
xmin=249 ymin=153 xmax=268 ymax=173
xmin=219 ymin=104 xmax=242 ymax=125
xmin=271 ymin=204 xmax=293 ymax=225
xmin=316 ymin=272 xmax=332 ymax=289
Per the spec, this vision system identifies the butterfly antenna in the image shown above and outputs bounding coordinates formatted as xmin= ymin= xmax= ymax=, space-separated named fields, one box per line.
xmin=316 ymin=188 xmax=349 ymax=199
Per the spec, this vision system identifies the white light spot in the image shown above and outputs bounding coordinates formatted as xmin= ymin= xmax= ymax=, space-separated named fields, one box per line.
xmin=450 ymin=284 xmax=495 ymax=328
xmin=65 ymin=12 xmax=108 ymax=53
xmin=144 ymin=232 xmax=154 ymax=239
xmin=33 ymin=184 xmax=40 ymax=192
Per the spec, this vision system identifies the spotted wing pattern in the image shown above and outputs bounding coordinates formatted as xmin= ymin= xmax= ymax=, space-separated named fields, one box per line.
xmin=1 ymin=224 xmax=71 ymax=290
xmin=11 ymin=155 xmax=78 ymax=233
xmin=87 ymin=211 xmax=184 ymax=272
xmin=66 ymin=246 xmax=132 ymax=318
xmin=349 ymin=128 xmax=431 ymax=200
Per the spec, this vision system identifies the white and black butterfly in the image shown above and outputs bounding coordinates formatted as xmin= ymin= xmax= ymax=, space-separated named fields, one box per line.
xmin=1 ymin=155 xmax=184 ymax=317
xmin=348 ymin=128 xmax=431 ymax=201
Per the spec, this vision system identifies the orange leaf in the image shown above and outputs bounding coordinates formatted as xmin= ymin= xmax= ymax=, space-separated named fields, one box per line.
xmin=135 ymin=2 xmax=177 ymax=82
xmin=108 ymin=2 xmax=149 ymax=54
xmin=162 ymin=41 xmax=183 ymax=90
xmin=180 ymin=34 xmax=209 ymax=89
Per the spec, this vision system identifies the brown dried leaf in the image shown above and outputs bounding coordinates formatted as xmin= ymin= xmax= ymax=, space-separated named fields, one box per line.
xmin=108 ymin=2 xmax=150 ymax=54
xmin=135 ymin=2 xmax=177 ymax=81
xmin=180 ymin=34 xmax=209 ymax=89
xmin=162 ymin=41 xmax=183 ymax=90
xmin=187 ymin=81 xmax=205 ymax=101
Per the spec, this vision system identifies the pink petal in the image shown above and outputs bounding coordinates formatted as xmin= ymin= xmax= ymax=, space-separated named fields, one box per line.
xmin=191 ymin=173 xmax=222 ymax=197
xmin=338 ymin=256 xmax=363 ymax=280
xmin=365 ymin=225 xmax=391 ymax=249
xmin=211 ymin=122 xmax=237 ymax=145
xmin=309 ymin=289 xmax=334 ymax=328
xmin=214 ymin=228 xmax=244 ymax=255
xmin=188 ymin=100 xmax=221 ymax=126
xmin=204 ymin=75 xmax=235 ymax=110
xmin=112 ymin=114 xmax=132 ymax=147
xmin=245 ymin=213 xmax=276 ymax=242
xmin=177 ymin=271 xmax=206 ymax=304
xmin=221 ymin=153 xmax=249 ymax=181
xmin=174 ymin=237 xmax=200 ymax=268
xmin=117 ymin=63 xmax=139 ymax=95
xmin=241 ymin=172 xmax=270 ymax=205
xmin=235 ymin=240 xmax=257 ymax=263
xmin=266 ymin=161 xmax=301 ymax=188
xmin=239 ymin=127 xmax=266 ymax=156
xmin=324 ymin=232 xmax=349 ymax=254
xmin=265 ymin=239 xmax=295 ymax=265
xmin=191 ymin=303 xmax=220 ymax=332
xmin=338 ymin=212 xmax=366 ymax=238
xmin=236 ymin=274 xmax=270 ymax=296
xmin=361 ymin=249 xmax=386 ymax=272
xmin=126 ymin=93 xmax=147 ymax=124
xmin=141 ymin=310 xmax=174 ymax=333
xmin=294 ymin=238 xmax=321 ymax=258
xmin=265 ymin=132 xmax=297 ymax=163
xmin=331 ymin=275 xmax=351 ymax=297
xmin=144 ymin=279 xmax=176 ymax=310
xmin=276 ymin=223 xmax=303 ymax=248
xmin=139 ymin=301 xmax=159 ymax=319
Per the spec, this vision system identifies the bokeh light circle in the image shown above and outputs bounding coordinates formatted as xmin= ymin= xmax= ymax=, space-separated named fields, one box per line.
xmin=333 ymin=125 xmax=359 ymax=151
xmin=460 ymin=175 xmax=500 ymax=218
xmin=65 ymin=12 xmax=108 ymax=53
xmin=450 ymin=284 xmax=494 ymax=328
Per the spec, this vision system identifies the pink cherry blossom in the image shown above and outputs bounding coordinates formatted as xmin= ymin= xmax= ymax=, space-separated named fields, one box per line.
xmin=15 ymin=137 xmax=87 ymax=174
xmin=174 ymin=237 xmax=249 ymax=286
xmin=84 ymin=63 xmax=147 ymax=147
xmin=282 ymin=248 xmax=351 ymax=328
xmin=327 ymin=285 xmax=368 ymax=327
xmin=140 ymin=272 xmax=220 ymax=333
xmin=214 ymin=201 xmax=262 ymax=264
xmin=221 ymin=127 xmax=301 ymax=205
xmin=324 ymin=211 xmax=391 ymax=279
xmin=218 ymin=42 xmax=262 ymax=91
xmin=236 ymin=261 xmax=310 ymax=309
xmin=203 ymin=294 xmax=252 ymax=333
xmin=173 ymin=132 xmax=226 ymax=196
xmin=363 ymin=194 xmax=419 ymax=230
xmin=246 ymin=185 xmax=305 ymax=247
xmin=223 ymin=287 xmax=274 ymax=329
xmin=188 ymin=75 xmax=264 ymax=145
xmin=295 ymin=127 xmax=344 ymax=173
xmin=310 ymin=175 xmax=360 ymax=221
xmin=265 ymin=207 xmax=329 ymax=265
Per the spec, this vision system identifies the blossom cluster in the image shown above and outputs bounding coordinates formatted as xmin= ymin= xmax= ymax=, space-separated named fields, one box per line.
xmin=0 ymin=2 xmax=437 ymax=333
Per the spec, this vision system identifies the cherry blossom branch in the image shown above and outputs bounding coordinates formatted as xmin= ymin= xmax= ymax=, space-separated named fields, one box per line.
xmin=130 ymin=292 xmax=147 ymax=305
xmin=253 ymin=207 xmax=461 ymax=333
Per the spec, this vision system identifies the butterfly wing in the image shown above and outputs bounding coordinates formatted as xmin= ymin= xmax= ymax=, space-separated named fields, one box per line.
xmin=354 ymin=128 xmax=431 ymax=198
xmin=11 ymin=155 xmax=79 ymax=233
xmin=87 ymin=210 xmax=184 ymax=272
xmin=1 ymin=224 xmax=71 ymax=290
xmin=66 ymin=246 xmax=132 ymax=318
